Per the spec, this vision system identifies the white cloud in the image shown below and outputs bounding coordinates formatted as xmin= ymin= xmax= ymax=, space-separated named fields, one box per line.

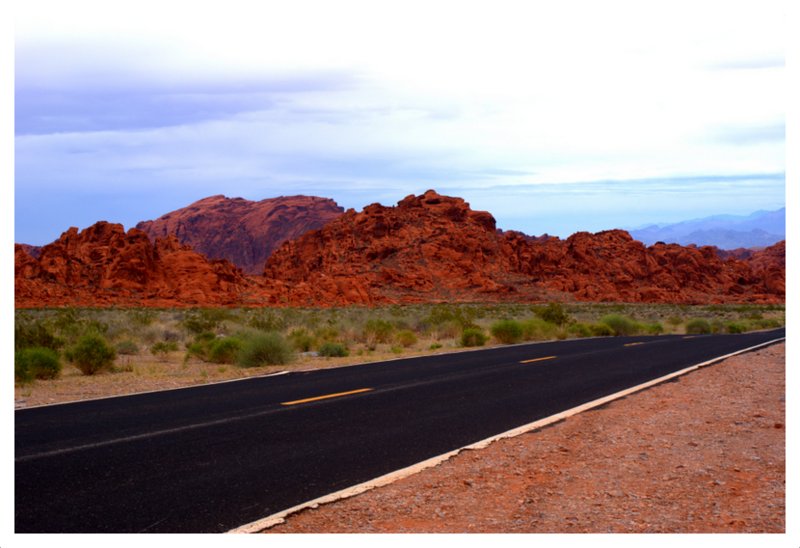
xmin=14 ymin=0 xmax=786 ymax=244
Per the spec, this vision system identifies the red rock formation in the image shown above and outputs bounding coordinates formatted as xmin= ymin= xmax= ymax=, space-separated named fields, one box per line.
xmin=15 ymin=222 xmax=254 ymax=307
xmin=263 ymin=190 xmax=784 ymax=305
xmin=744 ymin=241 xmax=786 ymax=295
xmin=136 ymin=195 xmax=344 ymax=274
xmin=14 ymin=191 xmax=785 ymax=308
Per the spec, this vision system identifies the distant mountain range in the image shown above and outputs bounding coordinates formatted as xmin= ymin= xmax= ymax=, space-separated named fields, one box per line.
xmin=629 ymin=208 xmax=785 ymax=249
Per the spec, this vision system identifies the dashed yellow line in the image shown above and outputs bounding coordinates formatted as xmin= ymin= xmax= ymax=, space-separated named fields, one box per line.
xmin=281 ymin=388 xmax=373 ymax=406
xmin=624 ymin=342 xmax=645 ymax=347
xmin=519 ymin=355 xmax=557 ymax=364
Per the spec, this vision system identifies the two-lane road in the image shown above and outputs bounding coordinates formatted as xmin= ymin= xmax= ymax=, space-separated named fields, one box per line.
xmin=15 ymin=328 xmax=784 ymax=532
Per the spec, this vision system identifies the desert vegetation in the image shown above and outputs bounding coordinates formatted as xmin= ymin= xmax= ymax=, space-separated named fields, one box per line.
xmin=14 ymin=303 xmax=784 ymax=399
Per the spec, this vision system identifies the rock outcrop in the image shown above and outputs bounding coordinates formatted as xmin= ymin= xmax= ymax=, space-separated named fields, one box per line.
xmin=15 ymin=222 xmax=253 ymax=307
xmin=136 ymin=195 xmax=344 ymax=274
xmin=262 ymin=190 xmax=785 ymax=305
xmin=14 ymin=191 xmax=785 ymax=308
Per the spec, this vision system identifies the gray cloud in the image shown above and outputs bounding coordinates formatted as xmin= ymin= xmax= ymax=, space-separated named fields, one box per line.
xmin=15 ymin=72 xmax=357 ymax=135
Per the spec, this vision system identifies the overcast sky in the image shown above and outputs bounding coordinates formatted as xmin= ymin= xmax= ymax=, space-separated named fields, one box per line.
xmin=14 ymin=0 xmax=785 ymax=245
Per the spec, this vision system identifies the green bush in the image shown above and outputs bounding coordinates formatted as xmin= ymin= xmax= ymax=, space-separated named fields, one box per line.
xmin=236 ymin=332 xmax=294 ymax=368
xmin=181 ymin=309 xmax=231 ymax=334
xmin=521 ymin=318 xmax=559 ymax=340
xmin=461 ymin=327 xmax=488 ymax=347
xmin=115 ymin=340 xmax=140 ymax=355
xmin=288 ymin=328 xmax=315 ymax=352
xmin=491 ymin=319 xmax=524 ymax=344
xmin=685 ymin=318 xmax=712 ymax=335
xmin=395 ymin=329 xmax=418 ymax=348
xmin=208 ymin=337 xmax=242 ymax=364
xmin=533 ymin=303 xmax=571 ymax=326
xmin=15 ymin=318 xmax=64 ymax=351
xmin=568 ymin=322 xmax=592 ymax=338
xmin=150 ymin=341 xmax=179 ymax=357
xmin=726 ymin=321 xmax=747 ymax=334
xmin=589 ymin=322 xmax=615 ymax=337
xmin=318 ymin=342 xmax=349 ymax=357
xmin=644 ymin=322 xmax=664 ymax=335
xmin=599 ymin=314 xmax=641 ymax=336
xmin=363 ymin=319 xmax=394 ymax=344
xmin=16 ymin=347 xmax=62 ymax=382
xmin=66 ymin=333 xmax=116 ymax=375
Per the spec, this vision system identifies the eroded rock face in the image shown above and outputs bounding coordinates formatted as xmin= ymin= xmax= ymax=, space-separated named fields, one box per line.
xmin=263 ymin=190 xmax=785 ymax=305
xmin=136 ymin=195 xmax=344 ymax=274
xmin=14 ymin=221 xmax=252 ymax=307
xmin=15 ymin=191 xmax=785 ymax=308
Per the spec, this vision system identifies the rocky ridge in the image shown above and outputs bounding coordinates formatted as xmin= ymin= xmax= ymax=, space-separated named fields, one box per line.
xmin=15 ymin=222 xmax=253 ymax=307
xmin=136 ymin=194 xmax=344 ymax=274
xmin=15 ymin=191 xmax=786 ymax=308
xmin=262 ymin=190 xmax=785 ymax=305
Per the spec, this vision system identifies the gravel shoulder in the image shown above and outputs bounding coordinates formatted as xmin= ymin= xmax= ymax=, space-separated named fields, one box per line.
xmin=264 ymin=342 xmax=785 ymax=534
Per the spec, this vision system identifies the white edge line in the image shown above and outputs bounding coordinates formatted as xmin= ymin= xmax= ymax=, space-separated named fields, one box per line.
xmin=227 ymin=336 xmax=785 ymax=534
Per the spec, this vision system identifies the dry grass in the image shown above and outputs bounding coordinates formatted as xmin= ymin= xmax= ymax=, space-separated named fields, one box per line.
xmin=14 ymin=337 xmax=475 ymax=408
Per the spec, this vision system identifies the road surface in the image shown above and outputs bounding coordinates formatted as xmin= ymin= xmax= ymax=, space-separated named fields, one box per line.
xmin=15 ymin=328 xmax=784 ymax=532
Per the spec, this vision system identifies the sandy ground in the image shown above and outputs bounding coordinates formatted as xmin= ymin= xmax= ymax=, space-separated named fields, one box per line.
xmin=262 ymin=342 xmax=785 ymax=534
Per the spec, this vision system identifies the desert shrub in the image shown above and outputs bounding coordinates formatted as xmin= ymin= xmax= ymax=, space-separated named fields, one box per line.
xmin=685 ymin=318 xmax=712 ymax=335
xmin=15 ymin=318 xmax=64 ymax=351
xmin=568 ymin=322 xmax=593 ymax=338
xmin=599 ymin=314 xmax=641 ymax=336
xmin=115 ymin=340 xmax=140 ymax=355
xmin=461 ymin=327 xmax=488 ymax=347
xmin=52 ymin=308 xmax=108 ymax=342
xmin=247 ymin=310 xmax=287 ymax=332
xmin=521 ymin=318 xmax=559 ymax=341
xmin=667 ymin=316 xmax=683 ymax=327
xmin=429 ymin=342 xmax=443 ymax=350
xmin=533 ymin=303 xmax=571 ymax=326
xmin=710 ymin=319 xmax=727 ymax=334
xmin=431 ymin=320 xmax=462 ymax=340
xmin=182 ymin=309 xmax=232 ymax=334
xmin=66 ymin=333 xmax=116 ymax=375
xmin=236 ymin=332 xmax=294 ymax=368
xmin=318 ymin=342 xmax=349 ymax=357
xmin=15 ymin=347 xmax=62 ymax=381
xmin=589 ymin=322 xmax=615 ymax=337
xmin=726 ymin=321 xmax=747 ymax=334
xmin=643 ymin=322 xmax=664 ymax=335
xmin=491 ymin=319 xmax=524 ymax=344
xmin=185 ymin=332 xmax=216 ymax=360
xmin=129 ymin=309 xmax=158 ymax=326
xmin=363 ymin=319 xmax=394 ymax=344
xmin=395 ymin=329 xmax=418 ymax=348
xmin=207 ymin=337 xmax=242 ymax=364
xmin=150 ymin=341 xmax=179 ymax=357
xmin=425 ymin=305 xmax=477 ymax=330
xmin=750 ymin=318 xmax=782 ymax=330
xmin=314 ymin=326 xmax=340 ymax=343
xmin=288 ymin=328 xmax=315 ymax=352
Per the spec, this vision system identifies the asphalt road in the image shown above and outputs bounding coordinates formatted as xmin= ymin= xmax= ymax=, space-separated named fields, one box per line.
xmin=15 ymin=328 xmax=784 ymax=533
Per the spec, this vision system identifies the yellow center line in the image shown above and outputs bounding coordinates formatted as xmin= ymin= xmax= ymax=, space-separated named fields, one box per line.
xmin=281 ymin=388 xmax=373 ymax=406
xmin=520 ymin=355 xmax=557 ymax=364
xmin=624 ymin=342 xmax=645 ymax=347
